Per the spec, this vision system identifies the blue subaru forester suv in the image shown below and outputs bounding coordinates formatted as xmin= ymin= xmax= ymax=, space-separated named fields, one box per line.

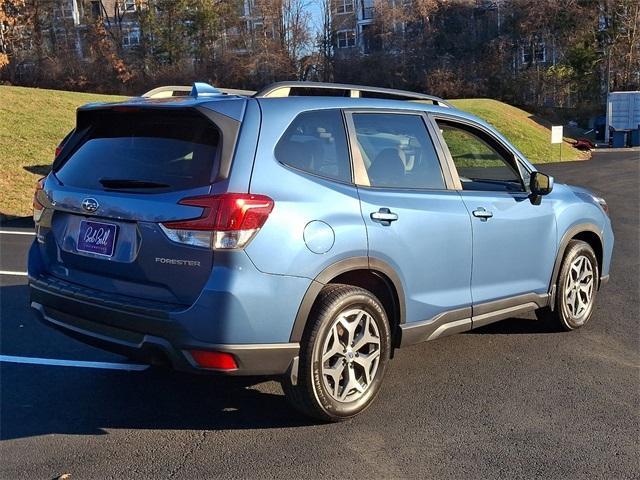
xmin=29 ymin=82 xmax=613 ymax=421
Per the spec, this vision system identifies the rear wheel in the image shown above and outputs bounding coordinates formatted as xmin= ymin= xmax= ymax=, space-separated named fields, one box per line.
xmin=283 ymin=284 xmax=391 ymax=422
xmin=536 ymin=240 xmax=599 ymax=330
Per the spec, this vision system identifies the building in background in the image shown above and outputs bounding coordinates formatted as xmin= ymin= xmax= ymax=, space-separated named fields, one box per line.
xmin=331 ymin=0 xmax=377 ymax=55
xmin=2 ymin=0 xmax=636 ymax=113
xmin=47 ymin=0 xmax=272 ymax=58
xmin=18 ymin=0 xmax=141 ymax=61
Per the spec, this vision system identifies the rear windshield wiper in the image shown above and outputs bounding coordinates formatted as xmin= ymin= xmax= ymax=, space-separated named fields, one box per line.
xmin=99 ymin=178 xmax=170 ymax=189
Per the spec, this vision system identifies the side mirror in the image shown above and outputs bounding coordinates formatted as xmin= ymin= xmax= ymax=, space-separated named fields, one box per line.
xmin=530 ymin=171 xmax=554 ymax=196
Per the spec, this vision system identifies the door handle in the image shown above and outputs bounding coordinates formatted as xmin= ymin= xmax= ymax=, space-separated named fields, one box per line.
xmin=371 ymin=208 xmax=398 ymax=225
xmin=472 ymin=207 xmax=493 ymax=221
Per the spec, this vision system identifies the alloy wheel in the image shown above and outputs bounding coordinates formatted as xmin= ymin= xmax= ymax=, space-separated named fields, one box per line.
xmin=320 ymin=308 xmax=381 ymax=403
xmin=564 ymin=254 xmax=595 ymax=322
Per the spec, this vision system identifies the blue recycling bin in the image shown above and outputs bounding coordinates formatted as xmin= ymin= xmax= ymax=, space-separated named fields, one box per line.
xmin=612 ymin=130 xmax=627 ymax=148
xmin=630 ymin=128 xmax=640 ymax=147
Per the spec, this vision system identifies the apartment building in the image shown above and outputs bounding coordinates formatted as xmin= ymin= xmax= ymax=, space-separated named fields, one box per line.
xmin=332 ymin=0 xmax=553 ymax=72
xmin=332 ymin=0 xmax=374 ymax=55
xmin=47 ymin=0 xmax=273 ymax=58
xmin=41 ymin=0 xmax=140 ymax=60
xmin=234 ymin=0 xmax=281 ymax=52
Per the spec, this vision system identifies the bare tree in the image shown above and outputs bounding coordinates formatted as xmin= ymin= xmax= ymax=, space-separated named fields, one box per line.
xmin=604 ymin=0 xmax=640 ymax=90
xmin=0 ymin=0 xmax=26 ymax=70
xmin=315 ymin=0 xmax=332 ymax=80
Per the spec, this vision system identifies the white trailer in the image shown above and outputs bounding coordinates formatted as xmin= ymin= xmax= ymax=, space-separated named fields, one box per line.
xmin=605 ymin=91 xmax=640 ymax=144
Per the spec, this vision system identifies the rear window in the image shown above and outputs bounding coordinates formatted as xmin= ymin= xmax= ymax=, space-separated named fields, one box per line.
xmin=275 ymin=109 xmax=351 ymax=183
xmin=55 ymin=110 xmax=220 ymax=192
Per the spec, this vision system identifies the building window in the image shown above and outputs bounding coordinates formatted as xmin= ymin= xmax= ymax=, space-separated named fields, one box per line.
xmin=336 ymin=29 xmax=356 ymax=48
xmin=54 ymin=1 xmax=75 ymax=19
xmin=534 ymin=42 xmax=546 ymax=63
xmin=336 ymin=0 xmax=354 ymax=14
xmin=361 ymin=24 xmax=372 ymax=53
xmin=122 ymin=28 xmax=140 ymax=48
xmin=361 ymin=0 xmax=374 ymax=19
xmin=252 ymin=21 xmax=275 ymax=38
xmin=522 ymin=41 xmax=546 ymax=64
xmin=90 ymin=0 xmax=101 ymax=17
xmin=54 ymin=0 xmax=80 ymax=24
xmin=121 ymin=0 xmax=135 ymax=12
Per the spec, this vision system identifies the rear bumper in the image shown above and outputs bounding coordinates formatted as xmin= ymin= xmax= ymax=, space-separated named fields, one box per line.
xmin=30 ymin=284 xmax=299 ymax=376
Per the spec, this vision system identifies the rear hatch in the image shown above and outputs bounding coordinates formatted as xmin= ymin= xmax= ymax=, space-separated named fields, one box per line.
xmin=36 ymin=101 xmax=244 ymax=306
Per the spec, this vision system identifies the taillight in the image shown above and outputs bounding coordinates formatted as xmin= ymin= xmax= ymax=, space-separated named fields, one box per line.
xmin=161 ymin=193 xmax=274 ymax=249
xmin=33 ymin=176 xmax=46 ymax=222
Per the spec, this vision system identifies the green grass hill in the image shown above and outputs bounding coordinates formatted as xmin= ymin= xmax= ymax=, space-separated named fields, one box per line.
xmin=0 ymin=86 xmax=587 ymax=218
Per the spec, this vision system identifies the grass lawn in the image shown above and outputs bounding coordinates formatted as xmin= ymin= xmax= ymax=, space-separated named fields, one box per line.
xmin=0 ymin=86 xmax=126 ymax=219
xmin=0 ymin=86 xmax=587 ymax=219
xmin=450 ymin=98 xmax=588 ymax=164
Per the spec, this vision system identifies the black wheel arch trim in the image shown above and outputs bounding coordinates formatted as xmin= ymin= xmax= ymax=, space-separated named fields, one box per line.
xmin=549 ymin=223 xmax=604 ymax=307
xmin=289 ymin=256 xmax=406 ymax=342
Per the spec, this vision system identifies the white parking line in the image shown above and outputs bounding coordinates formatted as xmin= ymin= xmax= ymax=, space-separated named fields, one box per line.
xmin=0 ymin=230 xmax=35 ymax=235
xmin=0 ymin=270 xmax=28 ymax=276
xmin=0 ymin=355 xmax=149 ymax=371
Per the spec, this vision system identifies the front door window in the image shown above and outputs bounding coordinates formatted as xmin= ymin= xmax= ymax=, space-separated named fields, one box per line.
xmin=437 ymin=121 xmax=524 ymax=192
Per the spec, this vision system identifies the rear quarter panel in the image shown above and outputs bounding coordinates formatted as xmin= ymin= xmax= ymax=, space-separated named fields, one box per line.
xmin=245 ymin=102 xmax=367 ymax=279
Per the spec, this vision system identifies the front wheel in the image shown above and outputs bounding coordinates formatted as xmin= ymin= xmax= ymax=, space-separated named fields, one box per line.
xmin=536 ymin=240 xmax=599 ymax=331
xmin=283 ymin=284 xmax=391 ymax=422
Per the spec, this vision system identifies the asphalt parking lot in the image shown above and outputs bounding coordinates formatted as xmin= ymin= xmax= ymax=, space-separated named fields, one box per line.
xmin=1 ymin=150 xmax=638 ymax=479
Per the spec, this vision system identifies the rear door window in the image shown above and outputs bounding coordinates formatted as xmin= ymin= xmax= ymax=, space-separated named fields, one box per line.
xmin=55 ymin=110 xmax=220 ymax=192
xmin=275 ymin=109 xmax=352 ymax=183
xmin=351 ymin=113 xmax=445 ymax=189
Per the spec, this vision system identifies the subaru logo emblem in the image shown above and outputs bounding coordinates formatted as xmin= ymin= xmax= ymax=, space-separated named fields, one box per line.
xmin=81 ymin=198 xmax=99 ymax=213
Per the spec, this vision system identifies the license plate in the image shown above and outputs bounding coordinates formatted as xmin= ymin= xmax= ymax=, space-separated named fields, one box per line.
xmin=77 ymin=220 xmax=118 ymax=257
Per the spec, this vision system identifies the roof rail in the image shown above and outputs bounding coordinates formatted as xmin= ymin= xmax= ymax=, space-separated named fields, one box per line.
xmin=141 ymin=84 xmax=257 ymax=99
xmin=254 ymin=81 xmax=452 ymax=107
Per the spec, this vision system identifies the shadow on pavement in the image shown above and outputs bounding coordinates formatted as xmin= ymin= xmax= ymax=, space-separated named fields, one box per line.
xmin=1 ymin=362 xmax=317 ymax=441
xmin=0 ymin=283 xmax=317 ymax=440
xmin=1 ymin=279 xmax=560 ymax=441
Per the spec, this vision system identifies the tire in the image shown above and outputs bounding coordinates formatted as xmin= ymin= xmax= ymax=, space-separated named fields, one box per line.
xmin=536 ymin=240 xmax=599 ymax=331
xmin=282 ymin=284 xmax=391 ymax=422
